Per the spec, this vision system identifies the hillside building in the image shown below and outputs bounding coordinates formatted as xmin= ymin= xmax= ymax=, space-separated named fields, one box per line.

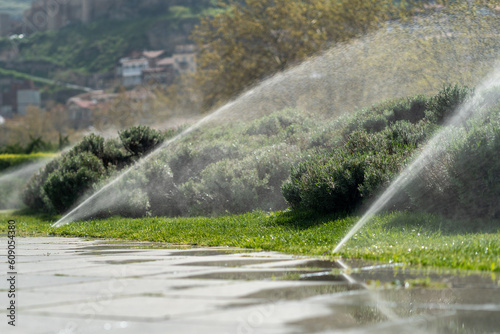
xmin=17 ymin=89 xmax=41 ymax=115
xmin=0 ymin=80 xmax=41 ymax=117
xmin=118 ymin=58 xmax=149 ymax=87
xmin=67 ymin=97 xmax=95 ymax=129
xmin=173 ymin=44 xmax=197 ymax=74
xmin=117 ymin=46 xmax=197 ymax=87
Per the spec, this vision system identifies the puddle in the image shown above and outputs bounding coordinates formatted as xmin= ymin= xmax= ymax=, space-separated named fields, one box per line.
xmin=290 ymin=304 xmax=388 ymax=332
xmin=432 ymin=310 xmax=500 ymax=333
xmin=349 ymin=268 xmax=499 ymax=289
xmin=290 ymin=289 xmax=500 ymax=333
xmin=297 ymin=271 xmax=347 ymax=282
xmin=70 ymin=245 xmax=165 ymax=251
xmin=185 ymin=270 xmax=323 ymax=281
xmin=7 ymin=237 xmax=500 ymax=333
xmin=243 ymin=283 xmax=363 ymax=301
xmin=75 ymin=250 xmax=141 ymax=256
xmin=177 ymin=259 xmax=288 ymax=267
xmin=93 ymin=259 xmax=158 ymax=265
xmin=360 ymin=288 xmax=500 ymax=310
xmin=171 ymin=284 xmax=207 ymax=290
xmin=168 ymin=249 xmax=261 ymax=257
xmin=273 ymin=259 xmax=343 ymax=270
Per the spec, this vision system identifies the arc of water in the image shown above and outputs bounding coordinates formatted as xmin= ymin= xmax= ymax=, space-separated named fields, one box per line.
xmin=333 ymin=65 xmax=500 ymax=254
xmin=52 ymin=98 xmax=242 ymax=227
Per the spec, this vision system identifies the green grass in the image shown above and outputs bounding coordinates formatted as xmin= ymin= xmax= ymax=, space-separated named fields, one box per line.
xmin=2 ymin=210 xmax=499 ymax=272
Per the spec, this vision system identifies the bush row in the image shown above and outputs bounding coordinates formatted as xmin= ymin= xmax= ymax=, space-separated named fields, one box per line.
xmin=24 ymin=84 xmax=500 ymax=220
xmin=283 ymin=84 xmax=500 ymax=218
xmin=23 ymin=126 xmax=167 ymax=213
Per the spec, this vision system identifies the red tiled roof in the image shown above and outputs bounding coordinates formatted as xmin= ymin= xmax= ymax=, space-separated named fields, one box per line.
xmin=69 ymin=98 xmax=96 ymax=109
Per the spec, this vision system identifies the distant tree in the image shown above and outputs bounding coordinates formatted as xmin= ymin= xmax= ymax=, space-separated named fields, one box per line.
xmin=0 ymin=105 xmax=74 ymax=149
xmin=192 ymin=0 xmax=419 ymax=109
xmin=92 ymin=87 xmax=153 ymax=131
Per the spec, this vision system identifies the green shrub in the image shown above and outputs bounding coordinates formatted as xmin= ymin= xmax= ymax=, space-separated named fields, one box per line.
xmin=281 ymin=109 xmax=435 ymax=214
xmin=43 ymin=152 xmax=105 ymax=213
xmin=178 ymin=143 xmax=299 ymax=215
xmin=426 ymin=84 xmax=472 ymax=124
xmin=443 ymin=119 xmax=500 ymax=218
xmin=283 ymin=152 xmax=366 ymax=213
xmin=169 ymin=145 xmax=195 ymax=184
xmin=144 ymin=158 xmax=181 ymax=217
xmin=90 ymin=166 xmax=150 ymax=218
xmin=102 ymin=138 xmax=129 ymax=168
xmin=119 ymin=125 xmax=165 ymax=156
xmin=384 ymin=120 xmax=434 ymax=150
xmin=22 ymin=158 xmax=61 ymax=212
xmin=344 ymin=130 xmax=387 ymax=155
xmin=386 ymin=95 xmax=428 ymax=124
xmin=21 ymin=125 xmax=171 ymax=214
xmin=361 ymin=114 xmax=388 ymax=133
xmin=401 ymin=92 xmax=500 ymax=218
xmin=70 ymin=133 xmax=105 ymax=159
xmin=169 ymin=141 xmax=241 ymax=184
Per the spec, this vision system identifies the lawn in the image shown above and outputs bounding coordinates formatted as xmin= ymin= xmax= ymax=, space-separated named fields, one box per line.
xmin=2 ymin=210 xmax=499 ymax=272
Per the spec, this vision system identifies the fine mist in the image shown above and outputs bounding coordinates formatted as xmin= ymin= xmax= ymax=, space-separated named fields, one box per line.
xmin=0 ymin=159 xmax=52 ymax=210
xmin=333 ymin=66 xmax=500 ymax=253
xmin=50 ymin=10 xmax=500 ymax=226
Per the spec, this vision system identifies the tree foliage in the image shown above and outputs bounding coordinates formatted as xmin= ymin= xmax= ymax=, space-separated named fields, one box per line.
xmin=192 ymin=0 xmax=415 ymax=109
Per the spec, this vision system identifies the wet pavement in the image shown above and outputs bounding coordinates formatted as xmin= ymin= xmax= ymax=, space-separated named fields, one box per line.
xmin=1 ymin=237 xmax=499 ymax=333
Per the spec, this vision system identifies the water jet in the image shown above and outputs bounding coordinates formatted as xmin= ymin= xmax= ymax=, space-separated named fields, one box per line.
xmin=50 ymin=12 xmax=500 ymax=226
xmin=333 ymin=66 xmax=500 ymax=254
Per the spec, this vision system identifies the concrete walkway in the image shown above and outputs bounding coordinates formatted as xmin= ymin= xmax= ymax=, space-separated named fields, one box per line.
xmin=1 ymin=237 xmax=500 ymax=334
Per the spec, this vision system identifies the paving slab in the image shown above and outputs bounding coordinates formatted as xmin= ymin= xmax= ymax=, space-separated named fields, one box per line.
xmin=13 ymin=314 xmax=291 ymax=334
xmin=22 ymin=295 xmax=253 ymax=321
xmin=27 ymin=277 xmax=236 ymax=295
xmin=2 ymin=237 xmax=500 ymax=334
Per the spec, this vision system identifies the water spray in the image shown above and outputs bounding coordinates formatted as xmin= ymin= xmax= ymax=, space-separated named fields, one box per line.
xmin=52 ymin=98 xmax=242 ymax=227
xmin=332 ymin=65 xmax=500 ymax=254
xmin=51 ymin=14 xmax=500 ymax=227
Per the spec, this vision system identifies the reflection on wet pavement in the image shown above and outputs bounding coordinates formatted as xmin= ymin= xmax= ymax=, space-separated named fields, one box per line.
xmin=5 ymin=237 xmax=500 ymax=334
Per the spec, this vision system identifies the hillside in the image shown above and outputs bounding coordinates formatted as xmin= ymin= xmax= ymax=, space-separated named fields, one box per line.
xmin=0 ymin=4 xmax=220 ymax=82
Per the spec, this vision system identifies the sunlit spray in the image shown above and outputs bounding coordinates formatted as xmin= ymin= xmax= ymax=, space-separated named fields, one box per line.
xmin=52 ymin=12 xmax=500 ymax=226
xmin=333 ymin=65 xmax=500 ymax=254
